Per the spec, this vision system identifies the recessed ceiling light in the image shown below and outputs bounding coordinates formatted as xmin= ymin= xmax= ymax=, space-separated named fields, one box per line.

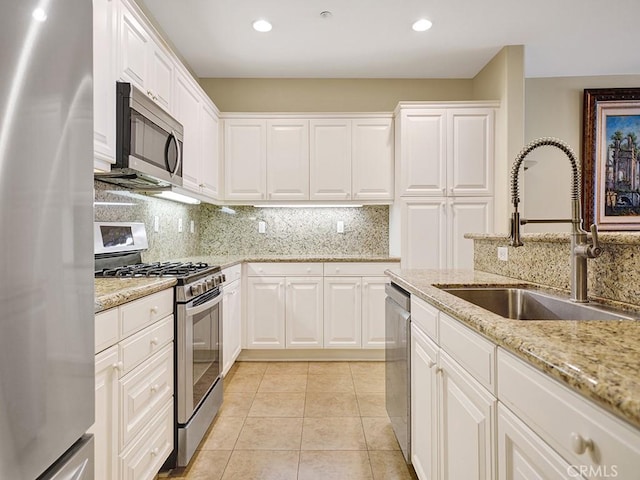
xmin=252 ymin=19 xmax=272 ymax=32
xmin=32 ymin=7 xmax=47 ymax=22
xmin=412 ymin=18 xmax=432 ymax=32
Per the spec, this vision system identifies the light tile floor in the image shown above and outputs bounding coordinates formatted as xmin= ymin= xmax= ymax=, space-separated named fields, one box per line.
xmin=167 ymin=361 xmax=414 ymax=480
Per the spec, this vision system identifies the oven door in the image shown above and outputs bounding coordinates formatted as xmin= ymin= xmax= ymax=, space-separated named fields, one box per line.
xmin=177 ymin=289 xmax=222 ymax=424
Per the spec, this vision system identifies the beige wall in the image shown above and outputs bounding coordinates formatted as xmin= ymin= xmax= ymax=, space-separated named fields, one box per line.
xmin=472 ymin=45 xmax=525 ymax=233
xmin=523 ymin=75 xmax=640 ymax=232
xmin=199 ymin=78 xmax=473 ymax=112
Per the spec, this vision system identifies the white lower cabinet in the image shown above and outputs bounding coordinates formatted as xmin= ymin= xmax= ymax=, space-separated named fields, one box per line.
xmin=222 ymin=276 xmax=242 ymax=375
xmin=245 ymin=262 xmax=398 ymax=351
xmin=411 ymin=324 xmax=438 ymax=480
xmin=412 ymin=295 xmax=640 ymax=480
xmin=93 ymin=288 xmax=174 ymax=480
xmin=498 ymin=403 xmax=583 ymax=480
xmin=410 ymin=296 xmax=496 ymax=480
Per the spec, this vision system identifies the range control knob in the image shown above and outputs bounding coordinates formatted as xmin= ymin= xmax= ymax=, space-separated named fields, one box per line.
xmin=213 ymin=276 xmax=221 ymax=286
xmin=221 ymin=274 xmax=226 ymax=283
xmin=191 ymin=283 xmax=202 ymax=296
xmin=206 ymin=278 xmax=214 ymax=289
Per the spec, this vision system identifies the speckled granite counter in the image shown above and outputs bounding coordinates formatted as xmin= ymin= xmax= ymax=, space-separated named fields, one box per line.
xmin=95 ymin=278 xmax=176 ymax=313
xmin=386 ymin=268 xmax=640 ymax=430
xmin=174 ymin=255 xmax=400 ymax=270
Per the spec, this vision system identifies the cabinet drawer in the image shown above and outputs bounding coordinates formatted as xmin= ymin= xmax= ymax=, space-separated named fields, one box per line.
xmin=119 ymin=399 xmax=173 ymax=480
xmin=323 ymin=262 xmax=399 ymax=276
xmin=120 ymin=289 xmax=173 ymax=338
xmin=439 ymin=312 xmax=495 ymax=392
xmin=411 ymin=296 xmax=438 ymax=342
xmin=120 ymin=344 xmax=173 ymax=449
xmin=498 ymin=349 xmax=640 ymax=478
xmin=247 ymin=262 xmax=323 ymax=276
xmin=96 ymin=308 xmax=119 ymax=353
xmin=119 ymin=315 xmax=173 ymax=375
xmin=222 ymin=264 xmax=242 ymax=285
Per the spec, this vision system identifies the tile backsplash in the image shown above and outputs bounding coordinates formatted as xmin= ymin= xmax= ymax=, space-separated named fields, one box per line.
xmin=94 ymin=181 xmax=389 ymax=260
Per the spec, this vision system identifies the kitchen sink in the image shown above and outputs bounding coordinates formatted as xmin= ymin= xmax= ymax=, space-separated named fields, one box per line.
xmin=440 ymin=287 xmax=637 ymax=321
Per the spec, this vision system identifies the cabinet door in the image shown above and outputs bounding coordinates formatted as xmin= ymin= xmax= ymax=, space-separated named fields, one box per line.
xmin=285 ymin=277 xmax=323 ymax=348
xmin=401 ymin=198 xmax=447 ymax=269
xmin=439 ymin=351 xmax=496 ymax=480
xmin=447 ymin=109 xmax=494 ymax=196
xmin=200 ymin=100 xmax=221 ymax=199
xmin=361 ymin=276 xmax=388 ymax=349
xmin=448 ymin=197 xmax=493 ymax=270
xmin=398 ymin=109 xmax=447 ymax=196
xmin=118 ymin=3 xmax=149 ymax=91
xmin=352 ymin=118 xmax=394 ymax=200
xmin=310 ymin=119 xmax=352 ymax=200
xmin=498 ymin=404 xmax=584 ymax=480
xmin=267 ymin=119 xmax=309 ymax=201
xmin=323 ymin=277 xmax=361 ymax=348
xmin=246 ymin=276 xmax=285 ymax=348
xmin=148 ymin=44 xmax=173 ymax=113
xmin=411 ymin=325 xmax=438 ymax=480
xmin=174 ymin=70 xmax=202 ymax=193
xmin=93 ymin=0 xmax=117 ymax=170
xmin=225 ymin=119 xmax=267 ymax=201
xmin=91 ymin=346 xmax=119 ymax=480
xmin=222 ymin=279 xmax=242 ymax=375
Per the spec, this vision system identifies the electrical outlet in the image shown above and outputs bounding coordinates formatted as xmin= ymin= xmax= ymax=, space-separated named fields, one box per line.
xmin=497 ymin=246 xmax=508 ymax=261
xmin=337 ymin=220 xmax=344 ymax=233
xmin=190 ymin=220 xmax=195 ymax=234
xmin=258 ymin=221 xmax=266 ymax=234
xmin=154 ymin=216 xmax=159 ymax=233
xmin=178 ymin=218 xmax=183 ymax=233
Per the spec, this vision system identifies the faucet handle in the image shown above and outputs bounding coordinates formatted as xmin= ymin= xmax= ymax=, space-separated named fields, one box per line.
xmin=588 ymin=224 xmax=602 ymax=258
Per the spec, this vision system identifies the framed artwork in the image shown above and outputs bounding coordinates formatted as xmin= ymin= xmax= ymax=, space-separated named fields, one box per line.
xmin=583 ymin=87 xmax=640 ymax=230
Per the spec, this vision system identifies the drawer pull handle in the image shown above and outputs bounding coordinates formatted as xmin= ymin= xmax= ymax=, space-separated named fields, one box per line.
xmin=435 ymin=367 xmax=443 ymax=374
xmin=150 ymin=384 xmax=159 ymax=393
xmin=151 ymin=306 xmax=159 ymax=314
xmin=571 ymin=432 xmax=593 ymax=455
xmin=112 ymin=361 xmax=123 ymax=372
xmin=151 ymin=337 xmax=159 ymax=346
xmin=150 ymin=447 xmax=159 ymax=457
xmin=427 ymin=360 xmax=436 ymax=368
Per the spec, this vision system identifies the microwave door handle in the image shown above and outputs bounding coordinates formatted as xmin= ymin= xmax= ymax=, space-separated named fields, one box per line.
xmin=185 ymin=294 xmax=221 ymax=317
xmin=169 ymin=130 xmax=182 ymax=177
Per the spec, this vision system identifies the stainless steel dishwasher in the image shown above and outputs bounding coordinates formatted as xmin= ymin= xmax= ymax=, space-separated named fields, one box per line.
xmin=385 ymin=282 xmax=411 ymax=464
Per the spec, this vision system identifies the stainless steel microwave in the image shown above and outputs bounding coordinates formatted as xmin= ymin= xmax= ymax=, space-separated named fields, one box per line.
xmin=95 ymin=82 xmax=183 ymax=189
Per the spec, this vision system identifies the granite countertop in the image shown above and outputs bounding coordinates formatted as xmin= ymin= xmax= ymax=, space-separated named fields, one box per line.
xmin=94 ymin=256 xmax=399 ymax=312
xmin=95 ymin=277 xmax=177 ymax=313
xmin=386 ymin=268 xmax=640 ymax=430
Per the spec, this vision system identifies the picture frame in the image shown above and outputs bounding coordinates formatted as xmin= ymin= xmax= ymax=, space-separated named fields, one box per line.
xmin=583 ymin=87 xmax=640 ymax=230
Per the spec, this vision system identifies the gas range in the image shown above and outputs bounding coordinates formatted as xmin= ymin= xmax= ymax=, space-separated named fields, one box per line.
xmin=94 ymin=260 xmax=225 ymax=302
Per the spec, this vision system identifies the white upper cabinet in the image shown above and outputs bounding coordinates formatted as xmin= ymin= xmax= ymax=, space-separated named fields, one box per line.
xmin=352 ymin=118 xmax=394 ymax=200
xmin=267 ymin=119 xmax=310 ymax=201
xmin=174 ymin=70 xmax=201 ymax=192
xmin=224 ymin=119 xmax=267 ymax=201
xmin=397 ymin=104 xmax=495 ymax=197
xmin=199 ymin=101 xmax=221 ymax=200
xmin=93 ymin=0 xmax=117 ymax=171
xmin=448 ymin=197 xmax=494 ymax=269
xmin=117 ymin=1 xmax=174 ymax=113
xmin=309 ymin=119 xmax=352 ymax=201
xmin=398 ymin=109 xmax=447 ymax=196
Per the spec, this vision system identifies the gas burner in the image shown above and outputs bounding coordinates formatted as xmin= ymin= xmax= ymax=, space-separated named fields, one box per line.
xmin=95 ymin=261 xmax=211 ymax=278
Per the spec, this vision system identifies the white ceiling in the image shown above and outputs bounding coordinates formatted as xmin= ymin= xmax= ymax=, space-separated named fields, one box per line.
xmin=141 ymin=0 xmax=640 ymax=79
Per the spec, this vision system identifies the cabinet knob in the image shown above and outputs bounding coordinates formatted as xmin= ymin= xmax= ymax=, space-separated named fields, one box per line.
xmin=336 ymin=268 xmax=340 ymax=273
xmin=199 ymin=183 xmax=205 ymax=188
xmin=571 ymin=432 xmax=594 ymax=455
xmin=150 ymin=447 xmax=159 ymax=457
xmin=428 ymin=360 xmax=436 ymax=368
xmin=435 ymin=367 xmax=443 ymax=374
xmin=306 ymin=268 xmax=311 ymax=273
xmin=112 ymin=361 xmax=123 ymax=372
xmin=150 ymin=384 xmax=159 ymax=393
xmin=151 ymin=306 xmax=159 ymax=314
xmin=150 ymin=337 xmax=159 ymax=346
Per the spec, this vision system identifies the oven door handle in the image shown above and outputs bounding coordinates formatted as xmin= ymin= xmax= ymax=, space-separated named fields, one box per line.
xmin=185 ymin=294 xmax=222 ymax=317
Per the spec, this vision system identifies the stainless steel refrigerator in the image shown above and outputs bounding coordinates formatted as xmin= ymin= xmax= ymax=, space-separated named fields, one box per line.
xmin=0 ymin=1 xmax=94 ymax=479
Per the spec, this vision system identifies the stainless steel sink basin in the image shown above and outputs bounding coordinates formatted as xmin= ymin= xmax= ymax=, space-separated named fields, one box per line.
xmin=440 ymin=287 xmax=637 ymax=321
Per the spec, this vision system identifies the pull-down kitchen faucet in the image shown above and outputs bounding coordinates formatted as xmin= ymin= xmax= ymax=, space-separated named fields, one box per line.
xmin=509 ymin=137 xmax=602 ymax=303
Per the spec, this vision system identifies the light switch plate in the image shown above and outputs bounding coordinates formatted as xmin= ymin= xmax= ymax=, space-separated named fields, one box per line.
xmin=190 ymin=220 xmax=195 ymax=233
xmin=178 ymin=218 xmax=183 ymax=233
xmin=154 ymin=216 xmax=159 ymax=233
xmin=258 ymin=221 xmax=266 ymax=234
xmin=497 ymin=246 xmax=508 ymax=261
xmin=337 ymin=220 xmax=344 ymax=233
